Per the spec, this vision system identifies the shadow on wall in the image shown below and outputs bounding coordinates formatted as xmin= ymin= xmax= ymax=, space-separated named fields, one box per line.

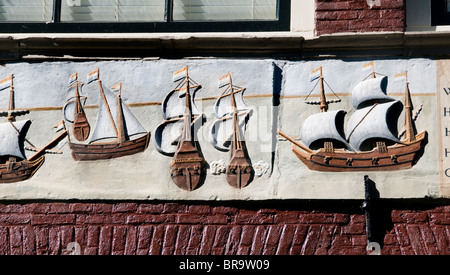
xmin=363 ymin=175 xmax=394 ymax=250
xmin=271 ymin=63 xmax=283 ymax=175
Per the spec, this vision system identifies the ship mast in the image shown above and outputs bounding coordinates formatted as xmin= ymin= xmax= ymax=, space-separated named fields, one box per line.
xmin=74 ymin=75 xmax=82 ymax=116
xmin=0 ymin=75 xmax=25 ymax=122
xmin=183 ymin=66 xmax=193 ymax=142
xmin=94 ymin=69 xmax=120 ymax=142
xmin=8 ymin=74 xmax=14 ymax=122
xmin=319 ymin=67 xmax=328 ymax=113
xmin=402 ymin=71 xmax=416 ymax=143
xmin=114 ymin=82 xmax=127 ymax=144
xmin=306 ymin=66 xmax=342 ymax=112
xmin=369 ymin=61 xmax=376 ymax=79
xmin=228 ymin=74 xmax=243 ymax=151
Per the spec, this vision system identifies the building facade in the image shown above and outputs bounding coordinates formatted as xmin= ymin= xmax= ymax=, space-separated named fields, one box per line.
xmin=0 ymin=0 xmax=448 ymax=256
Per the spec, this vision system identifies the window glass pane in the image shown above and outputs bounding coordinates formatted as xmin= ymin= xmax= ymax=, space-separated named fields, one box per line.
xmin=0 ymin=0 xmax=53 ymax=22
xmin=61 ymin=0 xmax=166 ymax=22
xmin=447 ymin=0 xmax=450 ymax=12
xmin=173 ymin=0 xmax=278 ymax=21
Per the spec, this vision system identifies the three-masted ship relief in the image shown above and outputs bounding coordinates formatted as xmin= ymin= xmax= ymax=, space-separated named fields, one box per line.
xmin=154 ymin=66 xmax=207 ymax=191
xmin=279 ymin=63 xmax=427 ymax=172
xmin=63 ymin=69 xmax=150 ymax=161
xmin=0 ymin=74 xmax=68 ymax=183
xmin=210 ymin=73 xmax=254 ymax=189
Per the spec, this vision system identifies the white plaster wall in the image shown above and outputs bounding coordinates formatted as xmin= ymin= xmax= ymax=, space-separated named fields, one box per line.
xmin=282 ymin=58 xmax=436 ymax=96
xmin=0 ymin=59 xmax=276 ymax=108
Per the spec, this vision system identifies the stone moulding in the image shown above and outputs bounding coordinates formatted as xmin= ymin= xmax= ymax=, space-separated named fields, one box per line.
xmin=2 ymin=31 xmax=450 ymax=60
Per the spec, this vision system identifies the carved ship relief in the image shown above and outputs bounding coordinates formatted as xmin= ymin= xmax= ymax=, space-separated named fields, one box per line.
xmin=0 ymin=74 xmax=68 ymax=183
xmin=63 ymin=69 xmax=150 ymax=161
xmin=210 ymin=73 xmax=254 ymax=188
xmin=154 ymin=66 xmax=206 ymax=191
xmin=279 ymin=62 xmax=427 ymax=172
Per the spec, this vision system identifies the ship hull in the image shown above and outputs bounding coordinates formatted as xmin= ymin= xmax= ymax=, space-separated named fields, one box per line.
xmin=0 ymin=156 xmax=45 ymax=184
xmin=170 ymin=140 xmax=206 ymax=191
xmin=69 ymin=133 xmax=150 ymax=161
xmin=226 ymin=148 xmax=254 ymax=189
xmin=292 ymin=131 xmax=427 ymax=172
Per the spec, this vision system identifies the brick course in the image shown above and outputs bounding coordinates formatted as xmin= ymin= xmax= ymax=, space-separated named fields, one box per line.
xmin=315 ymin=0 xmax=406 ymax=36
xmin=0 ymin=202 xmax=447 ymax=255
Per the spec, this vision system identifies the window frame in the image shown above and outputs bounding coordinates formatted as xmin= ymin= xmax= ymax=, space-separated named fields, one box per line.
xmin=431 ymin=0 xmax=450 ymax=26
xmin=0 ymin=0 xmax=290 ymax=33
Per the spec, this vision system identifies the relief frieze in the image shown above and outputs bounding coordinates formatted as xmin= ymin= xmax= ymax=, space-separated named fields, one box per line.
xmin=0 ymin=58 xmax=443 ymax=200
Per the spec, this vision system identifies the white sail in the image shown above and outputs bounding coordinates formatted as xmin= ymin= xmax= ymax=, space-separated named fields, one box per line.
xmin=214 ymin=89 xmax=249 ymax=118
xmin=0 ymin=120 xmax=31 ymax=160
xmin=210 ymin=81 xmax=252 ymax=151
xmin=154 ymin=115 xmax=203 ymax=156
xmin=209 ymin=110 xmax=252 ymax=152
xmin=89 ymin=85 xmax=146 ymax=144
xmin=155 ymin=68 xmax=204 ymax=156
xmin=351 ymin=76 xmax=394 ymax=109
xmin=162 ymin=86 xmax=201 ymax=120
xmin=346 ymin=100 xmax=402 ymax=151
xmin=300 ymin=110 xmax=349 ymax=149
xmin=62 ymin=96 xmax=87 ymax=123
xmin=154 ymin=119 xmax=184 ymax=156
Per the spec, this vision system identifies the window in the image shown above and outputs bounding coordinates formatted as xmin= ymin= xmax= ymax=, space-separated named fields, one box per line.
xmin=60 ymin=0 xmax=167 ymax=22
xmin=0 ymin=0 xmax=54 ymax=22
xmin=431 ymin=0 xmax=450 ymax=26
xmin=0 ymin=0 xmax=290 ymax=33
xmin=172 ymin=0 xmax=278 ymax=21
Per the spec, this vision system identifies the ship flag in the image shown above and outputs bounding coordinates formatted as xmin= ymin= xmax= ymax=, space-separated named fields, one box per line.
xmin=111 ymin=82 xmax=122 ymax=93
xmin=173 ymin=66 xmax=187 ymax=82
xmin=68 ymin=73 xmax=78 ymax=87
xmin=87 ymin=69 xmax=99 ymax=84
xmin=362 ymin=61 xmax=374 ymax=71
xmin=218 ymin=73 xmax=231 ymax=88
xmin=310 ymin=67 xmax=322 ymax=82
xmin=395 ymin=71 xmax=408 ymax=82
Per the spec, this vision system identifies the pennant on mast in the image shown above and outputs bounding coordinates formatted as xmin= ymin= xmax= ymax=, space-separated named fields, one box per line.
xmin=173 ymin=66 xmax=187 ymax=82
xmin=218 ymin=73 xmax=231 ymax=88
xmin=87 ymin=69 xmax=99 ymax=84
xmin=68 ymin=73 xmax=78 ymax=87
xmin=111 ymin=82 xmax=122 ymax=93
xmin=0 ymin=75 xmax=12 ymax=91
xmin=310 ymin=66 xmax=322 ymax=82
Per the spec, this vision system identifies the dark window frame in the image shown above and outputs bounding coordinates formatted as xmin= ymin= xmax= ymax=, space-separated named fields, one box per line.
xmin=0 ymin=0 xmax=290 ymax=33
xmin=431 ymin=0 xmax=450 ymax=25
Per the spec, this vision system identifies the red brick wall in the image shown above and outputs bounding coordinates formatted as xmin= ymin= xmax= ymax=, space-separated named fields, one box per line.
xmin=315 ymin=0 xmax=406 ymax=36
xmin=0 ymin=202 xmax=448 ymax=255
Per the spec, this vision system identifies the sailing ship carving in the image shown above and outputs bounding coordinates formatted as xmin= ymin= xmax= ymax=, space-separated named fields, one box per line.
xmin=210 ymin=73 xmax=254 ymax=188
xmin=63 ymin=69 xmax=150 ymax=161
xmin=0 ymin=74 xmax=68 ymax=183
xmin=279 ymin=63 xmax=427 ymax=172
xmin=154 ymin=66 xmax=206 ymax=191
